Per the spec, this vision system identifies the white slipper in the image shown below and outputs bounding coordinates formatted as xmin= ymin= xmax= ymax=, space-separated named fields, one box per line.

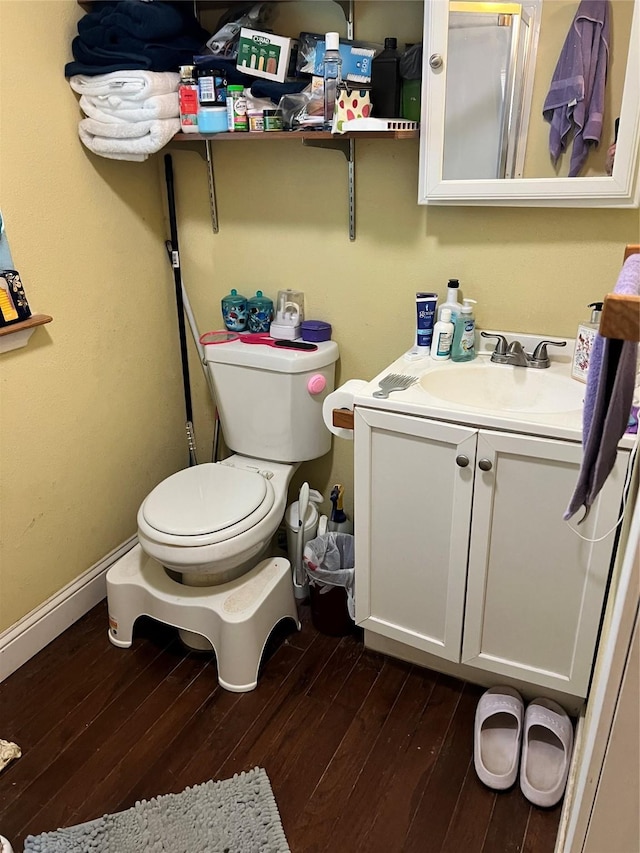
xmin=520 ymin=697 xmax=574 ymax=808
xmin=0 ymin=836 xmax=14 ymax=853
xmin=474 ymin=686 xmax=524 ymax=790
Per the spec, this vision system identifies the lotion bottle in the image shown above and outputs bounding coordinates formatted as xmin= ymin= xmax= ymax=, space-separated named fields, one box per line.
xmin=430 ymin=307 xmax=454 ymax=360
xmin=451 ymin=298 xmax=477 ymax=362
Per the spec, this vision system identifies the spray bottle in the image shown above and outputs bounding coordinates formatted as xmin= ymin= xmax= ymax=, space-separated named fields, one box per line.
xmin=327 ymin=484 xmax=353 ymax=534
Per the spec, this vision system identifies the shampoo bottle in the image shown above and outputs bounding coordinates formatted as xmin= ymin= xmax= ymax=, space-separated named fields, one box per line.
xmin=572 ymin=301 xmax=604 ymax=382
xmin=437 ymin=279 xmax=461 ymax=322
xmin=430 ymin=308 xmax=454 ymax=360
xmin=451 ymin=298 xmax=477 ymax=362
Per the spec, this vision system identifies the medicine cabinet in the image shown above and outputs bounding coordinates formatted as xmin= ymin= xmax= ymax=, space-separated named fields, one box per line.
xmin=418 ymin=0 xmax=640 ymax=206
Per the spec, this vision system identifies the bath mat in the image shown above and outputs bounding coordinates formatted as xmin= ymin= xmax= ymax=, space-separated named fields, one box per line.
xmin=23 ymin=767 xmax=290 ymax=853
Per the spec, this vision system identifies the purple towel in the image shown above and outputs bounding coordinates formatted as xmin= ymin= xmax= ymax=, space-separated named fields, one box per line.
xmin=543 ymin=0 xmax=610 ymax=177
xmin=564 ymin=254 xmax=640 ymax=521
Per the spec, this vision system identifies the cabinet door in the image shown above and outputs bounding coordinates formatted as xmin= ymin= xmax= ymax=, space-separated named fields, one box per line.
xmin=354 ymin=408 xmax=476 ymax=661
xmin=462 ymin=430 xmax=629 ymax=697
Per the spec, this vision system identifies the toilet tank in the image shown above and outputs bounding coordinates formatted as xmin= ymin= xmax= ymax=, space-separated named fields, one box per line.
xmin=204 ymin=340 xmax=339 ymax=463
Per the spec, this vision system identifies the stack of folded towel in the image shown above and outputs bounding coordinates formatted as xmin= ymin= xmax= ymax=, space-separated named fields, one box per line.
xmin=65 ymin=1 xmax=210 ymax=161
xmin=69 ymin=70 xmax=181 ymax=161
xmin=64 ymin=0 xmax=209 ymax=77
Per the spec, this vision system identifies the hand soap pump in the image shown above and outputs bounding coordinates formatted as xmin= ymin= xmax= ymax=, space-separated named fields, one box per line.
xmin=450 ymin=298 xmax=477 ymax=362
xmin=437 ymin=279 xmax=461 ymax=323
xmin=572 ymin=301 xmax=604 ymax=382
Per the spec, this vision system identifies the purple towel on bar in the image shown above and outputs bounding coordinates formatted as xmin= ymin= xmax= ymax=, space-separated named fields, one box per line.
xmin=564 ymin=254 xmax=640 ymax=521
xmin=543 ymin=0 xmax=610 ymax=177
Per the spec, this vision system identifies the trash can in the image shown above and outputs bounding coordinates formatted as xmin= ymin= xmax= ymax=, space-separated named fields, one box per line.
xmin=303 ymin=532 xmax=355 ymax=637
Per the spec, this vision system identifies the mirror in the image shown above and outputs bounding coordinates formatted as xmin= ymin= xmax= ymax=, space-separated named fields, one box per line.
xmin=419 ymin=0 xmax=640 ymax=205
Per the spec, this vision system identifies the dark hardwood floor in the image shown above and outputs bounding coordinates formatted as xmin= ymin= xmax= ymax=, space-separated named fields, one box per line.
xmin=0 ymin=601 xmax=562 ymax=852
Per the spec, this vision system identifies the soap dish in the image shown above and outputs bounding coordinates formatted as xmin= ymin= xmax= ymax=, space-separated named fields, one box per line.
xmin=301 ymin=320 xmax=332 ymax=342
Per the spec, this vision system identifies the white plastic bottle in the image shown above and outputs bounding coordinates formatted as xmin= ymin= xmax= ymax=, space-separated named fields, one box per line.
xmin=430 ymin=307 xmax=454 ymax=360
xmin=437 ymin=278 xmax=461 ymax=322
xmin=323 ymin=32 xmax=342 ymax=131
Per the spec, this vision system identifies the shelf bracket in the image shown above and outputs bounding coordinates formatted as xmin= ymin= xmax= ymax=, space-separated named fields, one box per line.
xmin=335 ymin=0 xmax=354 ymax=38
xmin=303 ymin=137 xmax=356 ymax=240
xmin=204 ymin=138 xmax=219 ymax=234
xmin=167 ymin=139 xmax=219 ymax=233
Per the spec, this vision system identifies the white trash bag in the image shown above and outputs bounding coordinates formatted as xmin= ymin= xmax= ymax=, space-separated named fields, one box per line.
xmin=303 ymin=532 xmax=355 ymax=619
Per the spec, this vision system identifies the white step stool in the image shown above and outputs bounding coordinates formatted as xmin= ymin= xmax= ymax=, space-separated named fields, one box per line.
xmin=106 ymin=544 xmax=300 ymax=693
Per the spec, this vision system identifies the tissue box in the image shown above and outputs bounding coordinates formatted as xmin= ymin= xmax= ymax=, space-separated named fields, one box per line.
xmin=298 ymin=32 xmax=377 ymax=83
xmin=236 ymin=28 xmax=295 ymax=83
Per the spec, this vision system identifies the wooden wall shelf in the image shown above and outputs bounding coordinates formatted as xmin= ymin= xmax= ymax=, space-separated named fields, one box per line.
xmin=171 ymin=130 xmax=419 ymax=143
xmin=0 ymin=314 xmax=53 ymax=353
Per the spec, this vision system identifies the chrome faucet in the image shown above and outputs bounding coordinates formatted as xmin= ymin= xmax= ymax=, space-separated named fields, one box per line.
xmin=481 ymin=332 xmax=566 ymax=369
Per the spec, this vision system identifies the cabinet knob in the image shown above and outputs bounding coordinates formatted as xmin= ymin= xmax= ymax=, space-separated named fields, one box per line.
xmin=456 ymin=454 xmax=470 ymax=468
xmin=478 ymin=458 xmax=493 ymax=471
xmin=429 ymin=53 xmax=444 ymax=70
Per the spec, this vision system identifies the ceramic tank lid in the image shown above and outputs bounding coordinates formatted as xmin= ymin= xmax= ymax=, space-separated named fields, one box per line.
xmin=141 ymin=464 xmax=268 ymax=537
xmin=203 ymin=339 xmax=339 ymax=373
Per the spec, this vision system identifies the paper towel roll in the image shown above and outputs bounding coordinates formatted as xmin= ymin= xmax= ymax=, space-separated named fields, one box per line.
xmin=322 ymin=379 xmax=368 ymax=440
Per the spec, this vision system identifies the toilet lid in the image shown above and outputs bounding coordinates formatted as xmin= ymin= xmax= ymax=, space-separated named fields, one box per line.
xmin=141 ymin=464 xmax=269 ymax=537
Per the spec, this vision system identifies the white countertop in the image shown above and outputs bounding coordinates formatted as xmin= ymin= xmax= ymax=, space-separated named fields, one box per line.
xmin=351 ymin=333 xmax=637 ymax=449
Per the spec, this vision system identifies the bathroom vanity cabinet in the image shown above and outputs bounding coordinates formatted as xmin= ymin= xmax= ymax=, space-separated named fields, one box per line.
xmin=353 ymin=406 xmax=630 ymax=700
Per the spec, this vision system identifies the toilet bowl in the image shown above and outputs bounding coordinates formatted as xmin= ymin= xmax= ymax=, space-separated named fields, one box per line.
xmin=137 ymin=456 xmax=295 ymax=586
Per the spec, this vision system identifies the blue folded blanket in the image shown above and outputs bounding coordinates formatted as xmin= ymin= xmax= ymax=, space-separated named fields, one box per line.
xmin=77 ymin=0 xmax=185 ymax=41
xmin=65 ymin=0 xmax=209 ymax=77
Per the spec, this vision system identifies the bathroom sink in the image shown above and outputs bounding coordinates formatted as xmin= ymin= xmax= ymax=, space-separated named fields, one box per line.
xmin=419 ymin=362 xmax=585 ymax=415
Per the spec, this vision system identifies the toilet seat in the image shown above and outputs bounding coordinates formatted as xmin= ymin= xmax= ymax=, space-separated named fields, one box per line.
xmin=138 ymin=463 xmax=275 ymax=548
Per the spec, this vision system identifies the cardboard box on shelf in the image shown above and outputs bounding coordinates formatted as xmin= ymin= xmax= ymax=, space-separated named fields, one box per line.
xmin=298 ymin=33 xmax=378 ymax=83
xmin=236 ymin=28 xmax=296 ymax=83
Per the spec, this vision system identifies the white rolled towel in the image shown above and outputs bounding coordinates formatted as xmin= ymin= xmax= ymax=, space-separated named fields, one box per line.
xmin=78 ymin=117 xmax=181 ymax=161
xmin=79 ymin=92 xmax=179 ymax=123
xmin=69 ymin=71 xmax=179 ymax=100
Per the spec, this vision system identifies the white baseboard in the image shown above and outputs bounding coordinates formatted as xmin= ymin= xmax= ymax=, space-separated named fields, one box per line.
xmin=0 ymin=536 xmax=137 ymax=683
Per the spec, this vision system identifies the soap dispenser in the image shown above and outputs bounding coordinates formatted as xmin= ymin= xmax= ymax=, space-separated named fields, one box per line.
xmin=572 ymin=301 xmax=603 ymax=382
xmin=450 ymin=298 xmax=477 ymax=362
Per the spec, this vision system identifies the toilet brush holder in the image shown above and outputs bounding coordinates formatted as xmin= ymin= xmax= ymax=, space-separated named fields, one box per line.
xmin=286 ymin=484 xmax=322 ymax=600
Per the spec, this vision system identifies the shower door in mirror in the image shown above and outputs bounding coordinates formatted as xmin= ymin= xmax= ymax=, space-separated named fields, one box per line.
xmin=443 ymin=2 xmax=539 ymax=180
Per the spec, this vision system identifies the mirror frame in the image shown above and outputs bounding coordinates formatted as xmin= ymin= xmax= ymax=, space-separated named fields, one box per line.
xmin=418 ymin=0 xmax=640 ymax=206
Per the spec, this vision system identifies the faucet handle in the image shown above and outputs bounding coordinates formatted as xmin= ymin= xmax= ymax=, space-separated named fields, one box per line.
xmin=480 ymin=332 xmax=508 ymax=357
xmin=532 ymin=339 xmax=567 ymax=363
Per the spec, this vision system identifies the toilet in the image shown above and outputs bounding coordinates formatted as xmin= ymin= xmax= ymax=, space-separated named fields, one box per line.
xmin=106 ymin=338 xmax=339 ymax=692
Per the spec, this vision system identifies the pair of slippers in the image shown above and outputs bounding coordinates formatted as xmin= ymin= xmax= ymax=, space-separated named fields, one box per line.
xmin=473 ymin=686 xmax=574 ymax=807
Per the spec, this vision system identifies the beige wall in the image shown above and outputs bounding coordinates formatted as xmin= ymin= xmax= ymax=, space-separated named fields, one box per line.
xmin=1 ymin=0 xmax=639 ymax=634
xmin=0 ymin=1 xmax=193 ymax=631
